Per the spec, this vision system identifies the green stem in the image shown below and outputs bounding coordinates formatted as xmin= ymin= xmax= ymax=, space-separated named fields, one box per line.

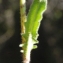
xmin=20 ymin=0 xmax=31 ymax=63
xmin=20 ymin=0 xmax=26 ymax=34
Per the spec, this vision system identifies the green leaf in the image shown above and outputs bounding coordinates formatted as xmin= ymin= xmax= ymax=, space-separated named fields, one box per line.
xmin=25 ymin=0 xmax=47 ymax=44
xmin=22 ymin=0 xmax=47 ymax=58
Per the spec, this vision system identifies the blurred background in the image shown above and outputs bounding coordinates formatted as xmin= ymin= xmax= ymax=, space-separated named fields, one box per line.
xmin=0 ymin=0 xmax=63 ymax=63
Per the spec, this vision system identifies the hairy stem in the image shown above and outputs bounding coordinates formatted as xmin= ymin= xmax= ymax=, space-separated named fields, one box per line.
xmin=20 ymin=0 xmax=26 ymax=34
xmin=20 ymin=0 xmax=31 ymax=63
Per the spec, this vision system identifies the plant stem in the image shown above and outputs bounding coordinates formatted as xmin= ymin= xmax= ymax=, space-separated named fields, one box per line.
xmin=20 ymin=0 xmax=31 ymax=63
xmin=20 ymin=0 xmax=26 ymax=34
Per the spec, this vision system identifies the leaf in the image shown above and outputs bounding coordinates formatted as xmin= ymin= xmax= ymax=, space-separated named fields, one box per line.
xmin=25 ymin=0 xmax=47 ymax=44
xmin=22 ymin=0 xmax=47 ymax=59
